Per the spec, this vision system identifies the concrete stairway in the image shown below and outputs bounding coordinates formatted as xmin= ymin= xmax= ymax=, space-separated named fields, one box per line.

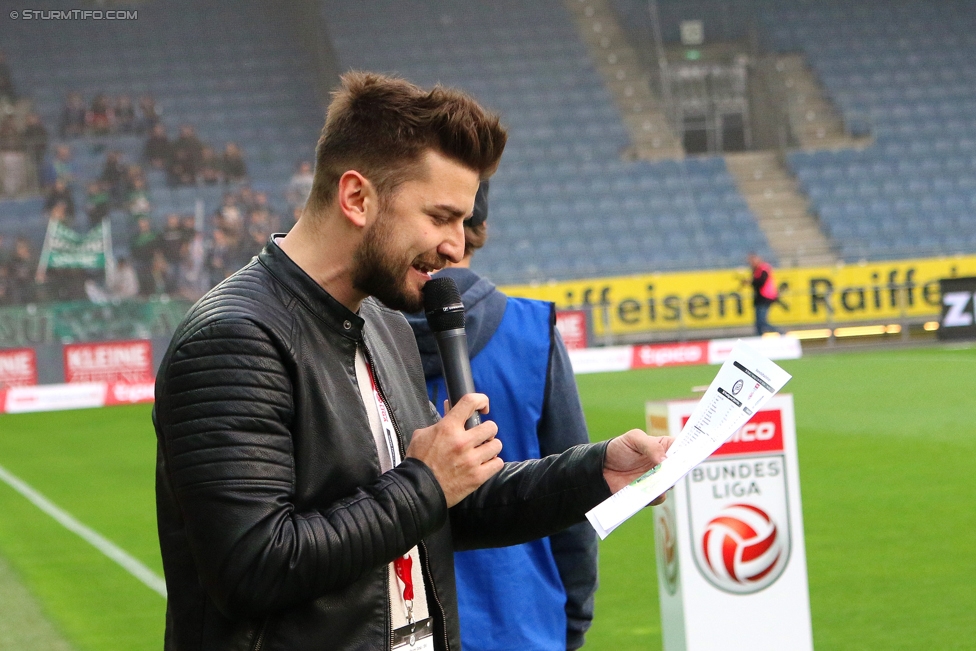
xmin=563 ymin=0 xmax=684 ymax=160
xmin=725 ymin=151 xmax=837 ymax=267
xmin=772 ymin=54 xmax=866 ymax=150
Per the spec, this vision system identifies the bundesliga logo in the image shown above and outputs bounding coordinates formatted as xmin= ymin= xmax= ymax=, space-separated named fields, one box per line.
xmin=697 ymin=503 xmax=788 ymax=594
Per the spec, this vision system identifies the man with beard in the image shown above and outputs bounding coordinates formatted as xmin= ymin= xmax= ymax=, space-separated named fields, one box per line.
xmin=153 ymin=72 xmax=672 ymax=651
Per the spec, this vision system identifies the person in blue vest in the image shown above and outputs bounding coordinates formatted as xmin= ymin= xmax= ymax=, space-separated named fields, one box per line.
xmin=404 ymin=181 xmax=597 ymax=651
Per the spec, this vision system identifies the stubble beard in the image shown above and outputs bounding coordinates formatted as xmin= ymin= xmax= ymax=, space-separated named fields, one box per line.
xmin=352 ymin=212 xmax=443 ymax=313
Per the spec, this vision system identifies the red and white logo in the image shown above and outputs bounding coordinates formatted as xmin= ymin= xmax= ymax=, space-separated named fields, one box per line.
xmin=686 ymin=407 xmax=792 ymax=594
xmin=631 ymin=342 xmax=707 ymax=369
xmin=696 ymin=504 xmax=788 ymax=594
xmin=683 ymin=410 xmax=785 ymax=458
xmin=0 ymin=348 xmax=37 ymax=388
xmin=63 ymin=340 xmax=154 ymax=384
xmin=105 ymin=382 xmax=156 ymax=405
xmin=555 ymin=310 xmax=588 ymax=351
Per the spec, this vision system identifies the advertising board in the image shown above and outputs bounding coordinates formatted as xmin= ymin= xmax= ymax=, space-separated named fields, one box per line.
xmin=647 ymin=395 xmax=813 ymax=651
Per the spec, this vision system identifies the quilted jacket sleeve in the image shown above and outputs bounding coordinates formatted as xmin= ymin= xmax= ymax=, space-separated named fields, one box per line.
xmin=448 ymin=441 xmax=612 ymax=551
xmin=155 ymin=318 xmax=448 ymax=618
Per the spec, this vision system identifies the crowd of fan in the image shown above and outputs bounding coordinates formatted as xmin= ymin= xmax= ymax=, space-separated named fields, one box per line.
xmin=37 ymin=144 xmax=151 ymax=230
xmin=144 ymin=123 xmax=247 ymax=187
xmin=1 ymin=178 xmax=299 ymax=306
xmin=58 ymin=90 xmax=160 ymax=138
xmin=0 ymin=147 xmax=307 ymax=306
xmin=0 ymin=48 xmax=316 ymax=308
xmin=125 ymin=184 xmax=296 ymax=305
xmin=57 ymin=90 xmax=248 ymax=188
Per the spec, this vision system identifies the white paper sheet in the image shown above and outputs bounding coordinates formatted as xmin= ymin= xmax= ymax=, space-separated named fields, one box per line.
xmin=586 ymin=340 xmax=792 ymax=539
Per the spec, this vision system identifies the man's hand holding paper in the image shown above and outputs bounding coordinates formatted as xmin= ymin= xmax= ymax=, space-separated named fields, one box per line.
xmin=603 ymin=430 xmax=675 ymax=496
xmin=588 ymin=341 xmax=793 ymax=539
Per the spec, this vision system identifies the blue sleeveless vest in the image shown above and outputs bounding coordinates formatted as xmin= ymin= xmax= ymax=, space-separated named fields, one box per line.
xmin=427 ymin=298 xmax=566 ymax=651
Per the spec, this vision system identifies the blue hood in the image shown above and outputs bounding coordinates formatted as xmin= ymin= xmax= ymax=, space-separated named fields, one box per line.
xmin=404 ymin=267 xmax=508 ymax=379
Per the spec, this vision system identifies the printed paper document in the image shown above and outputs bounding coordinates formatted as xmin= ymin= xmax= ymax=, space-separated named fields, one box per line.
xmin=586 ymin=340 xmax=792 ymax=539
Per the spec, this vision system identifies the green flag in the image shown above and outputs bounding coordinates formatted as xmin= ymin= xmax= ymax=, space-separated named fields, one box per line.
xmin=38 ymin=220 xmax=111 ymax=271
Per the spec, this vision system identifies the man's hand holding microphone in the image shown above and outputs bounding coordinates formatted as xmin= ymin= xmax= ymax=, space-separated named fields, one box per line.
xmin=406 ymin=277 xmax=673 ymax=509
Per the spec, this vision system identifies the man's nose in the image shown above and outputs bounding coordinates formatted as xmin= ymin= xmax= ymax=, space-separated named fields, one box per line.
xmin=439 ymin=221 xmax=465 ymax=263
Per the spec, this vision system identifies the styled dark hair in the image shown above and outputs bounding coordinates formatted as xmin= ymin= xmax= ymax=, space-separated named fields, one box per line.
xmin=462 ymin=180 xmax=490 ymax=257
xmin=307 ymin=71 xmax=508 ymax=213
xmin=463 ymin=220 xmax=488 ymax=258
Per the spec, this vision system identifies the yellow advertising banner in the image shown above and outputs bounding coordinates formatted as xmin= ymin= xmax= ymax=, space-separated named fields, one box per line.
xmin=501 ymin=255 xmax=976 ymax=335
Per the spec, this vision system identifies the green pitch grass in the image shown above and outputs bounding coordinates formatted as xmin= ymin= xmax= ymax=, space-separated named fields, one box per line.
xmin=578 ymin=345 xmax=976 ymax=651
xmin=0 ymin=404 xmax=162 ymax=651
xmin=0 ymin=345 xmax=973 ymax=650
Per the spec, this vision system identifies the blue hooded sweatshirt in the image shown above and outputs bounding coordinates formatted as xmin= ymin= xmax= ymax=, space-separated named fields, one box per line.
xmin=405 ymin=267 xmax=597 ymax=651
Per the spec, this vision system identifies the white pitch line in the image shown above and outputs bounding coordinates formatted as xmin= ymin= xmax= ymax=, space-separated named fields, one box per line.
xmin=0 ymin=462 xmax=166 ymax=598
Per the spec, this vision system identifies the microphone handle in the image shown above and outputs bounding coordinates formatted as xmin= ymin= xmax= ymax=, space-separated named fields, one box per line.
xmin=433 ymin=328 xmax=481 ymax=429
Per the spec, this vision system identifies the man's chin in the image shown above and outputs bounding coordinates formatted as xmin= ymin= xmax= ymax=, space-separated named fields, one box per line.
xmin=372 ymin=283 xmax=424 ymax=313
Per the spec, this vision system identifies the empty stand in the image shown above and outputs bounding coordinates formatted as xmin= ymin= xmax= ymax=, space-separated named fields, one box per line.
xmin=761 ymin=0 xmax=976 ymax=261
xmin=725 ymin=151 xmax=836 ymax=266
xmin=320 ymin=0 xmax=774 ymax=284
xmin=564 ymin=0 xmax=684 ymax=160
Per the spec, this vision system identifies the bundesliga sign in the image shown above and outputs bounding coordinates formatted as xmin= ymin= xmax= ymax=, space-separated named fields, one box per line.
xmin=647 ymin=395 xmax=813 ymax=651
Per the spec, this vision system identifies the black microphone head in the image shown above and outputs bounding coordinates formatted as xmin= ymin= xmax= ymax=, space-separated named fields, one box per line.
xmin=423 ymin=277 xmax=465 ymax=332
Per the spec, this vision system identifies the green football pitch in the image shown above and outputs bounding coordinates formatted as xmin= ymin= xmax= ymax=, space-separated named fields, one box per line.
xmin=0 ymin=345 xmax=973 ymax=650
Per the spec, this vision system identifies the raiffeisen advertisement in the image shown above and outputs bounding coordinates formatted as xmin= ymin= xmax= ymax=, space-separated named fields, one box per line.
xmin=503 ymin=255 xmax=976 ymax=334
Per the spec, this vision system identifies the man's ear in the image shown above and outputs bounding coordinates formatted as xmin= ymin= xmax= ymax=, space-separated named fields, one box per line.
xmin=337 ymin=171 xmax=375 ymax=229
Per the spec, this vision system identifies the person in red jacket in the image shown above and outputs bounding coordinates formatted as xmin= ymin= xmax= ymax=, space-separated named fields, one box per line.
xmin=745 ymin=253 xmax=783 ymax=335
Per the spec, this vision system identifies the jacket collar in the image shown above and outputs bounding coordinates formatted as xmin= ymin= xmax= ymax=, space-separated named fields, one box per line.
xmin=258 ymin=235 xmax=364 ymax=341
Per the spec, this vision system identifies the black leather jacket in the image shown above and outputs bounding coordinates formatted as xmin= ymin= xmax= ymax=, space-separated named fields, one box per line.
xmin=153 ymin=240 xmax=612 ymax=651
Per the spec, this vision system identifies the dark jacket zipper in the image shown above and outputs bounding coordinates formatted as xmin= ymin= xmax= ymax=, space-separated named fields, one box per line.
xmin=419 ymin=540 xmax=450 ymax=651
xmin=251 ymin=618 xmax=268 ymax=651
xmin=364 ymin=345 xmax=451 ymax=651
xmin=387 ymin=570 xmax=395 ymax=651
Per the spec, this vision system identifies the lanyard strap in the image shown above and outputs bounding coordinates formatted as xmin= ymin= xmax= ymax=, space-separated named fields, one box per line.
xmin=364 ymin=356 xmax=415 ymax=623
xmin=393 ymin=553 xmax=415 ymax=623
xmin=364 ymin=360 xmax=401 ymax=468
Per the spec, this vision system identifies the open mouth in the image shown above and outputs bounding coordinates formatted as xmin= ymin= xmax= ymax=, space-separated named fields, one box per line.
xmin=411 ymin=259 xmax=442 ymax=280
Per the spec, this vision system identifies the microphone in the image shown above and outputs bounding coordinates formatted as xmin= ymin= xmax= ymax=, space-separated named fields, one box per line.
xmin=423 ymin=277 xmax=481 ymax=430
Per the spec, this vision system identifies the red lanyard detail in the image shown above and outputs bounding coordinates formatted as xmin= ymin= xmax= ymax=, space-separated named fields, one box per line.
xmin=363 ymin=360 xmax=401 ymax=468
xmin=394 ymin=553 xmax=414 ymax=602
xmin=365 ymin=357 xmax=415 ymax=623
